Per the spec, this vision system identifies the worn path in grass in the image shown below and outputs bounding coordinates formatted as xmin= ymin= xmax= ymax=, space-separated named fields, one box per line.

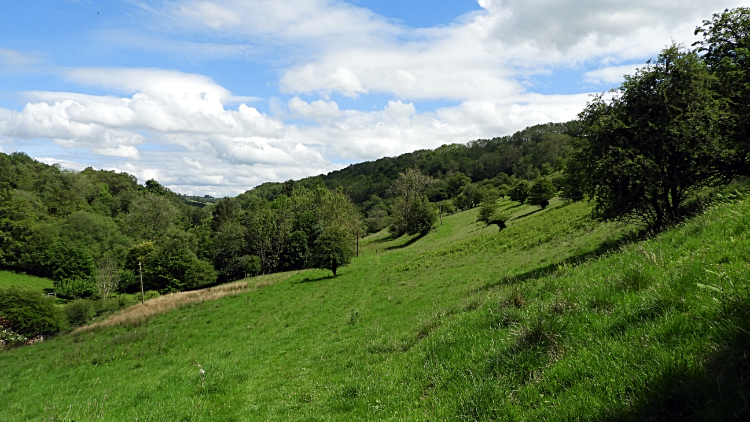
xmin=1 ymin=197 xmax=749 ymax=421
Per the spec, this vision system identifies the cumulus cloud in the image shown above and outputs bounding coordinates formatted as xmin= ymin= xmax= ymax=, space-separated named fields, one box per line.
xmin=3 ymin=0 xmax=745 ymax=195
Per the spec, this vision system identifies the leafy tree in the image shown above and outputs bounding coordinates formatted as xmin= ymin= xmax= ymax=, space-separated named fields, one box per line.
xmin=124 ymin=194 xmax=180 ymax=240
xmin=509 ymin=181 xmax=530 ymax=203
xmin=477 ymin=192 xmax=499 ymax=224
xmin=528 ymin=178 xmax=556 ymax=209
xmin=453 ymin=183 xmax=483 ymax=211
xmin=310 ymin=225 xmax=355 ymax=277
xmin=145 ymin=229 xmax=216 ymax=292
xmin=389 ymin=168 xmax=433 ymax=235
xmin=279 ymin=230 xmax=309 ymax=270
xmin=694 ymin=7 xmax=750 ymax=176
xmin=573 ymin=45 xmax=734 ymax=228
xmin=403 ymin=196 xmax=437 ymax=236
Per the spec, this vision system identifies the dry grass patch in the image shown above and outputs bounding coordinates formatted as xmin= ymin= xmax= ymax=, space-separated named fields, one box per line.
xmin=74 ymin=270 xmax=303 ymax=333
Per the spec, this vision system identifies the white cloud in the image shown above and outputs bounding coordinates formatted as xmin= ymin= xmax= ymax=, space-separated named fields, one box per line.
xmin=0 ymin=48 xmax=42 ymax=68
xmin=584 ymin=64 xmax=645 ymax=85
xmin=4 ymin=1 xmax=747 ymax=195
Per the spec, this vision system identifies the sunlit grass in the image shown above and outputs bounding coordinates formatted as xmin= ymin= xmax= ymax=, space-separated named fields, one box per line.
xmin=1 ymin=197 xmax=748 ymax=421
xmin=0 ymin=270 xmax=55 ymax=292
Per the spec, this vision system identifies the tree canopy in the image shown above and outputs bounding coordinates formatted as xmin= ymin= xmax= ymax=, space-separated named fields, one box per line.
xmin=572 ymin=45 xmax=735 ymax=228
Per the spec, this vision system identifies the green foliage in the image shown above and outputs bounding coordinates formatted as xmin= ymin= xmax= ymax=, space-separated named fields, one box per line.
xmin=146 ymin=230 xmax=216 ymax=292
xmin=509 ymin=180 xmax=530 ymax=203
xmin=310 ymin=225 xmax=355 ymax=277
xmin=694 ymin=7 xmax=750 ymax=174
xmin=528 ymin=177 xmax=556 ymax=209
xmin=237 ymin=123 xmax=579 ymax=206
xmin=54 ymin=277 xmax=96 ymax=299
xmin=573 ymin=45 xmax=735 ymax=228
xmin=452 ymin=183 xmax=483 ymax=210
xmin=64 ymin=299 xmax=95 ymax=327
xmin=0 ymin=287 xmax=67 ymax=338
xmin=476 ymin=193 xmax=499 ymax=224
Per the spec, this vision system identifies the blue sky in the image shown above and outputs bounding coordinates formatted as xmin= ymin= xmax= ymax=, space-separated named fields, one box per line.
xmin=0 ymin=0 xmax=744 ymax=196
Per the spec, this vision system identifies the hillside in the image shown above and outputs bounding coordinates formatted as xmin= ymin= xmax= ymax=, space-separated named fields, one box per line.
xmin=1 ymin=193 xmax=748 ymax=421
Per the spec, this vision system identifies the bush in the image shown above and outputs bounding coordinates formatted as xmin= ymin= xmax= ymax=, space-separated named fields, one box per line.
xmin=144 ymin=290 xmax=160 ymax=301
xmin=477 ymin=194 xmax=500 ymax=224
xmin=54 ymin=277 xmax=96 ymax=299
xmin=509 ymin=181 xmax=530 ymax=203
xmin=0 ymin=287 xmax=68 ymax=338
xmin=528 ymin=178 xmax=556 ymax=209
xmin=365 ymin=208 xmax=389 ymax=233
xmin=65 ymin=299 xmax=95 ymax=327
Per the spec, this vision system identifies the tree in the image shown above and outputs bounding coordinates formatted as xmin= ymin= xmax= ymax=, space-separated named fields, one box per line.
xmin=404 ymin=196 xmax=437 ymax=236
xmin=694 ymin=7 xmax=750 ymax=176
xmin=572 ymin=45 xmax=734 ymax=228
xmin=95 ymin=253 xmax=120 ymax=301
xmin=477 ymin=192 xmax=499 ymax=224
xmin=509 ymin=181 xmax=530 ymax=203
xmin=124 ymin=194 xmax=180 ymax=240
xmin=389 ymin=168 xmax=433 ymax=235
xmin=310 ymin=225 xmax=355 ymax=277
xmin=528 ymin=178 xmax=556 ymax=209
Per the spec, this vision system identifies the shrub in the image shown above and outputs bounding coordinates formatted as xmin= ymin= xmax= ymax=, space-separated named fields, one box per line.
xmin=54 ymin=277 xmax=97 ymax=299
xmin=0 ymin=287 xmax=68 ymax=338
xmin=509 ymin=181 xmax=530 ymax=203
xmin=65 ymin=299 xmax=95 ymax=327
xmin=528 ymin=178 xmax=556 ymax=209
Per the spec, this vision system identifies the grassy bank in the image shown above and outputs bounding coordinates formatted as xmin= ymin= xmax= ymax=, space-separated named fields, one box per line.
xmin=0 ymin=197 xmax=748 ymax=421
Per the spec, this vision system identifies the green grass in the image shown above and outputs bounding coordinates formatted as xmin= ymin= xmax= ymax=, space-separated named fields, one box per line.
xmin=0 ymin=270 xmax=55 ymax=292
xmin=1 ymin=197 xmax=749 ymax=421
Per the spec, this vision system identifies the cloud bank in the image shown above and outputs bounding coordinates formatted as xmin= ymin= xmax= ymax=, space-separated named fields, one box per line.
xmin=1 ymin=0 xmax=745 ymax=196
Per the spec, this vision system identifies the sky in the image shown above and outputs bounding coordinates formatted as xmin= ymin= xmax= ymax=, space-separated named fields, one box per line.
xmin=0 ymin=0 xmax=746 ymax=197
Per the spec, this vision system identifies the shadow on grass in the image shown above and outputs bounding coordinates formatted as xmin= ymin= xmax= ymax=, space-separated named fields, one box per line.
xmin=293 ymin=274 xmax=336 ymax=284
xmin=478 ymin=226 xmax=653 ymax=291
xmin=385 ymin=233 xmax=427 ymax=251
xmin=596 ymin=298 xmax=750 ymax=422
xmin=509 ymin=207 xmax=544 ymax=221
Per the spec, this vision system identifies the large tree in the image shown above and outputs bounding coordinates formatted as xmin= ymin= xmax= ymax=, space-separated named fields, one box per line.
xmin=694 ymin=7 xmax=750 ymax=176
xmin=572 ymin=45 xmax=734 ymax=228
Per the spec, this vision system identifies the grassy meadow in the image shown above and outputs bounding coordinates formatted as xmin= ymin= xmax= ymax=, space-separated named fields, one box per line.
xmin=1 ymin=197 xmax=749 ymax=421
xmin=0 ymin=270 xmax=55 ymax=293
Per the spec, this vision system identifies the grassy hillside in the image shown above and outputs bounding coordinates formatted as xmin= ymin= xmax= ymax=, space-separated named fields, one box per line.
xmin=1 ymin=197 xmax=748 ymax=421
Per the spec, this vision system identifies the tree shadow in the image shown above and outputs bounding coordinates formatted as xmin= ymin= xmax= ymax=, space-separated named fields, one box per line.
xmin=509 ymin=207 xmax=543 ymax=221
xmin=293 ymin=274 xmax=336 ymax=284
xmin=384 ymin=233 xmax=427 ymax=251
xmin=477 ymin=226 xmax=652 ymax=291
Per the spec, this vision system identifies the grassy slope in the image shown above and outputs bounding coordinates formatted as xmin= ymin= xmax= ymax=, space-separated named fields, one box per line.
xmin=0 ymin=270 xmax=55 ymax=292
xmin=1 ymin=198 xmax=748 ymax=421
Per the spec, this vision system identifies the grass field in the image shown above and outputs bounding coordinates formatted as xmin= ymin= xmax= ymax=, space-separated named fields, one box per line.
xmin=0 ymin=270 xmax=55 ymax=292
xmin=1 ymin=197 xmax=748 ymax=421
